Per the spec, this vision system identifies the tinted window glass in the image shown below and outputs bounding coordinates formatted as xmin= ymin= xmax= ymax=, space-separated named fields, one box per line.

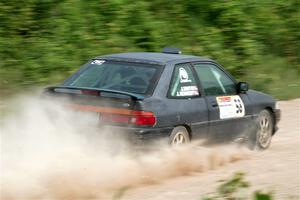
xmin=169 ymin=63 xmax=199 ymax=97
xmin=63 ymin=60 xmax=162 ymax=95
xmin=193 ymin=63 xmax=236 ymax=96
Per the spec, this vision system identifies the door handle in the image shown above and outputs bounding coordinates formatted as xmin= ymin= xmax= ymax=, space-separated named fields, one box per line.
xmin=211 ymin=103 xmax=218 ymax=107
xmin=210 ymin=100 xmax=218 ymax=107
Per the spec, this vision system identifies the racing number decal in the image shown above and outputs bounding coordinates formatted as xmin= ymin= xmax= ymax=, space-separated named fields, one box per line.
xmin=216 ymin=95 xmax=245 ymax=119
xmin=234 ymin=98 xmax=243 ymax=114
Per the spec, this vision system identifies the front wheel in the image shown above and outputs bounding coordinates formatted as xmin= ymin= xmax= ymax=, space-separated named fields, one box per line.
xmin=169 ymin=126 xmax=190 ymax=146
xmin=254 ymin=109 xmax=274 ymax=150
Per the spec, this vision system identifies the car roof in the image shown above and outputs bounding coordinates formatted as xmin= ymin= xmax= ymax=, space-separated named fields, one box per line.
xmin=95 ymin=52 xmax=212 ymax=65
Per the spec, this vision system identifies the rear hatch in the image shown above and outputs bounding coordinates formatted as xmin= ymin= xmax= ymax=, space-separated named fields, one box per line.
xmin=42 ymin=59 xmax=163 ymax=127
xmin=43 ymin=86 xmax=156 ymax=127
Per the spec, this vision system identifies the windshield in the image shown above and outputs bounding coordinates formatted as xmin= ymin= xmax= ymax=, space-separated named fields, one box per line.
xmin=63 ymin=60 xmax=163 ymax=95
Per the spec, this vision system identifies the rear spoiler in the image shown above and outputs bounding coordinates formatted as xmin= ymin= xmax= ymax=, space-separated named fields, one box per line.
xmin=44 ymin=86 xmax=145 ymax=100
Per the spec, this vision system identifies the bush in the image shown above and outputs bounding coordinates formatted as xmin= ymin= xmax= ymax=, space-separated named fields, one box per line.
xmin=0 ymin=0 xmax=299 ymax=99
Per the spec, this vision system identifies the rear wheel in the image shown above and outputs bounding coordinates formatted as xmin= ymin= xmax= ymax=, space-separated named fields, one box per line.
xmin=254 ymin=109 xmax=274 ymax=150
xmin=169 ymin=126 xmax=190 ymax=146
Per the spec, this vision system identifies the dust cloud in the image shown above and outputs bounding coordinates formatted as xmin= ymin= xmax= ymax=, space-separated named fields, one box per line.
xmin=0 ymin=95 xmax=249 ymax=200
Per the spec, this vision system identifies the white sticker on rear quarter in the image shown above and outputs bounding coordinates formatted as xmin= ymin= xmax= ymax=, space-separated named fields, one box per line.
xmin=91 ymin=60 xmax=105 ymax=65
xmin=216 ymin=95 xmax=245 ymax=119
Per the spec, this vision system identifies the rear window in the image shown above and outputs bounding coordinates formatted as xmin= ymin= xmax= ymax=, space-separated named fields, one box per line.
xmin=63 ymin=60 xmax=163 ymax=95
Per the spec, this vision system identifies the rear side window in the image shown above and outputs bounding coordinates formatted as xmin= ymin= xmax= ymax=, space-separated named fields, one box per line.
xmin=193 ymin=63 xmax=236 ymax=96
xmin=63 ymin=60 xmax=163 ymax=95
xmin=169 ymin=63 xmax=200 ymax=98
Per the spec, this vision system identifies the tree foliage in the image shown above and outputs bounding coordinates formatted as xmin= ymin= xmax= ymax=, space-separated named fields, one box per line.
xmin=0 ymin=0 xmax=299 ymax=98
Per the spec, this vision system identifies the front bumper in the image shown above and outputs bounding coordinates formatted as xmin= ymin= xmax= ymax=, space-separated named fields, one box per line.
xmin=273 ymin=109 xmax=281 ymax=134
xmin=274 ymin=109 xmax=281 ymax=123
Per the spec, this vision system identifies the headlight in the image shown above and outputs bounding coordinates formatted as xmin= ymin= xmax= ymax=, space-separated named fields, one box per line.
xmin=275 ymin=102 xmax=279 ymax=109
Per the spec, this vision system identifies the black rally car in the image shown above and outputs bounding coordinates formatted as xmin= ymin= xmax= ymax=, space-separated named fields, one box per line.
xmin=44 ymin=48 xmax=280 ymax=149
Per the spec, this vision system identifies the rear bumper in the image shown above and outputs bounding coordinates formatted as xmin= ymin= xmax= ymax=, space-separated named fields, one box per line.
xmin=101 ymin=125 xmax=173 ymax=145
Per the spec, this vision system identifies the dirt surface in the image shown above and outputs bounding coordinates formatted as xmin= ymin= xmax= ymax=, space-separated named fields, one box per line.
xmin=119 ymin=99 xmax=300 ymax=200
xmin=1 ymin=98 xmax=299 ymax=200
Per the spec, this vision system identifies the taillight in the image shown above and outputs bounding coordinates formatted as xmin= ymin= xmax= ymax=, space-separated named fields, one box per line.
xmin=101 ymin=111 xmax=156 ymax=126
xmin=129 ymin=111 xmax=156 ymax=126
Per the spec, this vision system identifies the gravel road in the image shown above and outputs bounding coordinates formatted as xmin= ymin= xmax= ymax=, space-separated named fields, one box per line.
xmin=121 ymin=99 xmax=300 ymax=200
xmin=1 ymin=99 xmax=299 ymax=200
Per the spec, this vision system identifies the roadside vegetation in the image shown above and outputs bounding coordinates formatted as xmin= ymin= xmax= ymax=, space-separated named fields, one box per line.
xmin=0 ymin=0 xmax=299 ymax=99
xmin=201 ymin=172 xmax=273 ymax=200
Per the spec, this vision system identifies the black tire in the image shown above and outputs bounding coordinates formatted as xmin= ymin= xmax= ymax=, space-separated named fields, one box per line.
xmin=169 ymin=126 xmax=190 ymax=146
xmin=253 ymin=109 xmax=274 ymax=150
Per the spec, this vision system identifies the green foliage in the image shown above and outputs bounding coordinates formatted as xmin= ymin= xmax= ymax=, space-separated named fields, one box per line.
xmin=112 ymin=186 xmax=131 ymax=200
xmin=201 ymin=172 xmax=273 ymax=200
xmin=254 ymin=191 xmax=273 ymax=200
xmin=217 ymin=172 xmax=249 ymax=198
xmin=0 ymin=0 xmax=299 ymax=99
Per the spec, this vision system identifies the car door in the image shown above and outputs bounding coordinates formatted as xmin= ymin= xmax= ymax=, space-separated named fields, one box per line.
xmin=167 ymin=63 xmax=209 ymax=139
xmin=192 ymin=62 xmax=252 ymax=143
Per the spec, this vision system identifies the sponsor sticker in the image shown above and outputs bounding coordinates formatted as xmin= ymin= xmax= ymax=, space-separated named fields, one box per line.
xmin=176 ymin=85 xmax=199 ymax=96
xmin=179 ymin=68 xmax=192 ymax=83
xmin=216 ymin=95 xmax=245 ymax=119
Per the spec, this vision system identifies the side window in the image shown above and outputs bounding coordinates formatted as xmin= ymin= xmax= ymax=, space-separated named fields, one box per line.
xmin=193 ymin=63 xmax=236 ymax=96
xmin=169 ymin=63 xmax=200 ymax=97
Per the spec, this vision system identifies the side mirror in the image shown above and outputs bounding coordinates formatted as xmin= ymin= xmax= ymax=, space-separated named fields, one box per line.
xmin=237 ymin=82 xmax=249 ymax=93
